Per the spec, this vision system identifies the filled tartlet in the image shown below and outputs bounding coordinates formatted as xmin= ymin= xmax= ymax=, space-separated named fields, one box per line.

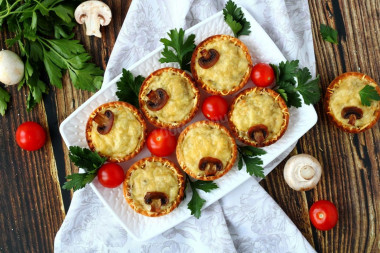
xmin=325 ymin=72 xmax=380 ymax=133
xmin=123 ymin=157 xmax=185 ymax=217
xmin=228 ymin=87 xmax=289 ymax=147
xmin=139 ymin=67 xmax=200 ymax=128
xmin=191 ymin=35 xmax=252 ymax=96
xmin=86 ymin=101 xmax=146 ymax=162
xmin=176 ymin=121 xmax=237 ymax=181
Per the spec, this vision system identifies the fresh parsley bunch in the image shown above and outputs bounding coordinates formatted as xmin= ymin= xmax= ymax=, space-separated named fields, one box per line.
xmin=0 ymin=0 xmax=104 ymax=115
xmin=223 ymin=0 xmax=251 ymax=37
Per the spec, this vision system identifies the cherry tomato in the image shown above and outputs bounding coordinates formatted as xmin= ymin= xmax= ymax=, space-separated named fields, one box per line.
xmin=251 ymin=63 xmax=275 ymax=87
xmin=97 ymin=163 xmax=125 ymax=188
xmin=15 ymin=121 xmax=46 ymax=151
xmin=147 ymin=129 xmax=177 ymax=157
xmin=309 ymin=200 xmax=338 ymax=231
xmin=202 ymin=95 xmax=228 ymax=121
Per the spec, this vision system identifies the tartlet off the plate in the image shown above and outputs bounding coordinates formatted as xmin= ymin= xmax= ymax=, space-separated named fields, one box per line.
xmin=139 ymin=67 xmax=200 ymax=128
xmin=325 ymin=72 xmax=380 ymax=133
xmin=228 ymin=87 xmax=289 ymax=147
xmin=123 ymin=157 xmax=185 ymax=217
xmin=176 ymin=120 xmax=237 ymax=181
xmin=190 ymin=34 xmax=252 ymax=96
xmin=86 ymin=101 xmax=147 ymax=162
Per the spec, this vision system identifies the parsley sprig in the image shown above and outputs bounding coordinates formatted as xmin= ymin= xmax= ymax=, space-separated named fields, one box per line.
xmin=62 ymin=146 xmax=107 ymax=191
xmin=116 ymin=69 xmax=145 ymax=108
xmin=159 ymin=28 xmax=196 ymax=72
xmin=187 ymin=176 xmax=218 ymax=218
xmin=320 ymin=24 xmax=338 ymax=45
xmin=359 ymin=85 xmax=380 ymax=106
xmin=271 ymin=60 xmax=321 ymax=108
xmin=237 ymin=146 xmax=266 ymax=178
xmin=0 ymin=87 xmax=10 ymax=116
xmin=223 ymin=0 xmax=251 ymax=37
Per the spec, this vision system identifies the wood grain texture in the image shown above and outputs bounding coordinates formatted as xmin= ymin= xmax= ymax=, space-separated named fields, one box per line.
xmin=0 ymin=0 xmax=379 ymax=252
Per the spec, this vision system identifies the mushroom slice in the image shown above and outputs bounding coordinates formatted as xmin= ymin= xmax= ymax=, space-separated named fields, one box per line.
xmin=341 ymin=106 xmax=363 ymax=126
xmin=198 ymin=157 xmax=223 ymax=176
xmin=198 ymin=49 xmax=220 ymax=69
xmin=283 ymin=154 xmax=322 ymax=191
xmin=144 ymin=192 xmax=169 ymax=212
xmin=93 ymin=110 xmax=114 ymax=134
xmin=248 ymin=124 xmax=268 ymax=145
xmin=146 ymin=88 xmax=169 ymax=111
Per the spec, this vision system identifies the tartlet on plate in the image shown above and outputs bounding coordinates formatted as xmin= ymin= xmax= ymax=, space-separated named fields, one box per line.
xmin=86 ymin=101 xmax=147 ymax=162
xmin=190 ymin=34 xmax=252 ymax=96
xmin=139 ymin=67 xmax=200 ymax=128
xmin=176 ymin=120 xmax=237 ymax=181
xmin=325 ymin=72 xmax=380 ymax=133
xmin=123 ymin=157 xmax=185 ymax=217
xmin=228 ymin=87 xmax=289 ymax=147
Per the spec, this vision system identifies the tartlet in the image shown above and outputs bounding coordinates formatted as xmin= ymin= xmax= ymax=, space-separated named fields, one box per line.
xmin=139 ymin=67 xmax=200 ymax=128
xmin=190 ymin=34 xmax=252 ymax=96
xmin=123 ymin=157 xmax=185 ymax=217
xmin=86 ymin=101 xmax=147 ymax=162
xmin=228 ymin=87 xmax=289 ymax=147
xmin=176 ymin=120 xmax=237 ymax=181
xmin=325 ymin=72 xmax=380 ymax=133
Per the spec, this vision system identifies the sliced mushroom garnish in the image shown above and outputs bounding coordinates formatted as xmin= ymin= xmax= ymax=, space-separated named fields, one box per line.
xmin=341 ymin=106 xmax=363 ymax=126
xmin=146 ymin=88 xmax=169 ymax=111
xmin=144 ymin=192 xmax=168 ymax=212
xmin=248 ymin=124 xmax=268 ymax=145
xmin=93 ymin=110 xmax=114 ymax=134
xmin=198 ymin=49 xmax=220 ymax=69
xmin=198 ymin=157 xmax=223 ymax=176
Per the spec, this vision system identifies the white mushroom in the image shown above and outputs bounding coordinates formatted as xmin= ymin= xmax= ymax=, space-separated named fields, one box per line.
xmin=284 ymin=154 xmax=322 ymax=191
xmin=0 ymin=50 xmax=24 ymax=86
xmin=74 ymin=1 xmax=112 ymax=38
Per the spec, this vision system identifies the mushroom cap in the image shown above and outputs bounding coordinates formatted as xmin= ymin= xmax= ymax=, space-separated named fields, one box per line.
xmin=74 ymin=0 xmax=112 ymax=25
xmin=284 ymin=154 xmax=322 ymax=191
xmin=0 ymin=50 xmax=24 ymax=86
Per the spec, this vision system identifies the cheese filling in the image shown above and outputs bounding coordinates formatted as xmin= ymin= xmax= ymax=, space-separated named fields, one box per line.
xmin=231 ymin=90 xmax=285 ymax=140
xmin=142 ymin=71 xmax=197 ymax=123
xmin=329 ymin=75 xmax=380 ymax=128
xmin=129 ymin=161 xmax=180 ymax=211
xmin=194 ymin=38 xmax=250 ymax=93
xmin=91 ymin=106 xmax=143 ymax=158
xmin=179 ymin=125 xmax=233 ymax=176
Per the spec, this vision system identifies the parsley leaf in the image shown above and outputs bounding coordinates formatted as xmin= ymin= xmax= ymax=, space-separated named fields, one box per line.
xmin=187 ymin=177 xmax=218 ymax=218
xmin=191 ymin=180 xmax=218 ymax=193
xmin=159 ymin=28 xmax=196 ymax=72
xmin=320 ymin=24 xmax=338 ymax=45
xmin=359 ymin=85 xmax=380 ymax=106
xmin=296 ymin=68 xmax=321 ymax=105
xmin=237 ymin=146 xmax=266 ymax=178
xmin=223 ymin=0 xmax=251 ymax=37
xmin=62 ymin=173 xmax=96 ymax=191
xmin=0 ymin=87 xmax=10 ymax=116
xmin=116 ymin=69 xmax=145 ymax=108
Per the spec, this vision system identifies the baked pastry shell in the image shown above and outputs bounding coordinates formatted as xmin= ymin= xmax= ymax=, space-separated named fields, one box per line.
xmin=228 ymin=87 xmax=289 ymax=147
xmin=123 ymin=156 xmax=186 ymax=217
xmin=139 ymin=67 xmax=200 ymax=129
xmin=85 ymin=101 xmax=147 ymax=163
xmin=190 ymin=34 xmax=253 ymax=96
xmin=176 ymin=120 xmax=238 ymax=181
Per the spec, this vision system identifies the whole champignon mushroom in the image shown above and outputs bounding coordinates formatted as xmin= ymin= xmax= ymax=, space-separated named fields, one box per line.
xmin=74 ymin=0 xmax=112 ymax=38
xmin=284 ymin=154 xmax=322 ymax=191
xmin=0 ymin=50 xmax=24 ymax=86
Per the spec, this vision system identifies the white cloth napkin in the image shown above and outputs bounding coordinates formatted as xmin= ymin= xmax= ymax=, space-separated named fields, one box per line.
xmin=55 ymin=0 xmax=317 ymax=252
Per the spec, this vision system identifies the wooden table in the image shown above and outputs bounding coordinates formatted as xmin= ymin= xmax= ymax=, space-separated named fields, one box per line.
xmin=0 ymin=1 xmax=379 ymax=252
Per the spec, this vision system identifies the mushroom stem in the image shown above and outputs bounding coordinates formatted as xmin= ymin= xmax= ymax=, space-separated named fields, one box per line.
xmin=299 ymin=165 xmax=315 ymax=180
xmin=200 ymin=49 xmax=211 ymax=59
xmin=348 ymin=114 xmax=357 ymax=126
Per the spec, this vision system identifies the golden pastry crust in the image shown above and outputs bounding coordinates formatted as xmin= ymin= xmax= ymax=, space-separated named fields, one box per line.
xmin=86 ymin=101 xmax=147 ymax=162
xmin=325 ymin=72 xmax=380 ymax=133
xmin=139 ymin=67 xmax=200 ymax=129
xmin=191 ymin=35 xmax=252 ymax=96
xmin=176 ymin=120 xmax=237 ymax=181
xmin=228 ymin=87 xmax=289 ymax=147
xmin=123 ymin=157 xmax=185 ymax=217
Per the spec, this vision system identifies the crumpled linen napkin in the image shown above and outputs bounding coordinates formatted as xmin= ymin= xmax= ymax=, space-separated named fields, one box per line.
xmin=55 ymin=0 xmax=317 ymax=252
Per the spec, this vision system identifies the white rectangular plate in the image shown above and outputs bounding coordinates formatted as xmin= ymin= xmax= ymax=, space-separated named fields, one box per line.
xmin=60 ymin=8 xmax=317 ymax=241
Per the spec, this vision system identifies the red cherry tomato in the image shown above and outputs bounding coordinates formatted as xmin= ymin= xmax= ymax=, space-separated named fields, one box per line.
xmin=97 ymin=163 xmax=125 ymax=188
xmin=251 ymin=63 xmax=275 ymax=87
xmin=202 ymin=95 xmax=228 ymax=121
xmin=15 ymin=121 xmax=46 ymax=151
xmin=309 ymin=200 xmax=338 ymax=231
xmin=147 ymin=129 xmax=177 ymax=157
